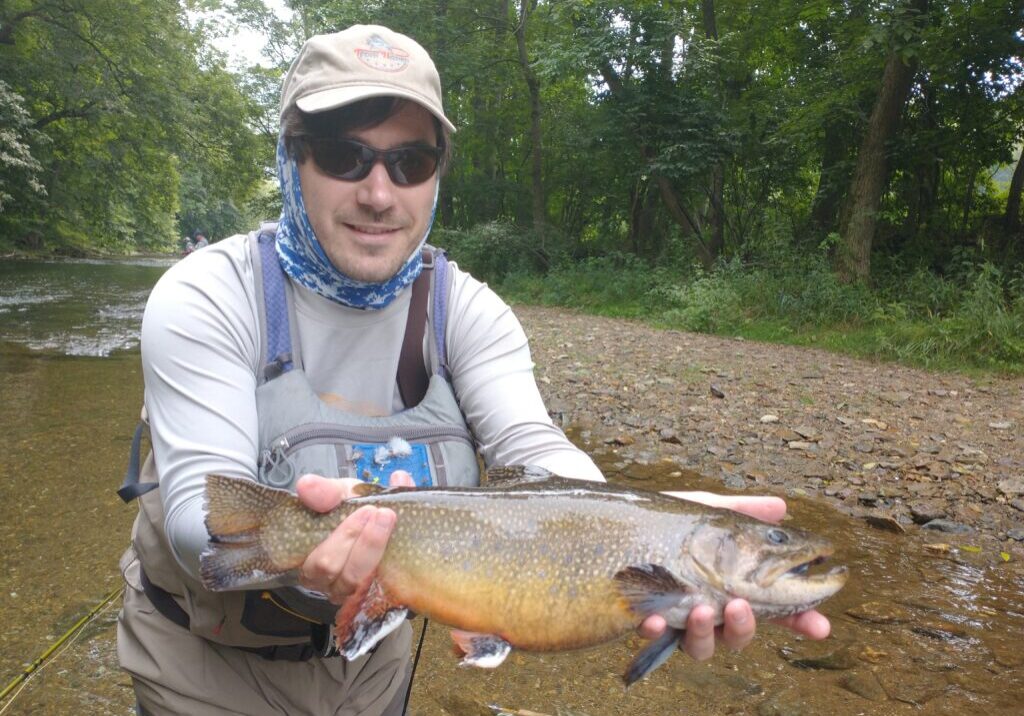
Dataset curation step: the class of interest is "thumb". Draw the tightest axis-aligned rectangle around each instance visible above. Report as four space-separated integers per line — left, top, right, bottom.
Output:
296 474 352 512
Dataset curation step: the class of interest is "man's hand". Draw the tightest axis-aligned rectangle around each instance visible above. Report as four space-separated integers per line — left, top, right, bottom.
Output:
295 471 415 604
637 491 832 660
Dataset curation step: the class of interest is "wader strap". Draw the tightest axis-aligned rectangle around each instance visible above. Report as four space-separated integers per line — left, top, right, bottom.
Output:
397 250 432 407
117 421 155 503
255 228 294 381
139 567 325 662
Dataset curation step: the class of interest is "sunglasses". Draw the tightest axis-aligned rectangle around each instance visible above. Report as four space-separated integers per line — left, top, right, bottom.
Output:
305 137 442 186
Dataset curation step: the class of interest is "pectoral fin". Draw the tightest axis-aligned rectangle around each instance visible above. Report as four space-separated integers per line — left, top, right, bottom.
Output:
613 563 698 616
333 579 408 660
624 627 684 686
450 630 512 668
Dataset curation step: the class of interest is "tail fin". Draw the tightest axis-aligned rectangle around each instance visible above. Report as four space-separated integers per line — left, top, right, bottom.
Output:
199 475 293 591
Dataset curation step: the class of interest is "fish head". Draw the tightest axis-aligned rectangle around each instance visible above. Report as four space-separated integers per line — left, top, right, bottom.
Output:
687 519 848 618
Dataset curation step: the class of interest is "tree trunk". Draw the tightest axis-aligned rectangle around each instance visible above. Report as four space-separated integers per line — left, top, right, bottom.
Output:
809 119 849 238
628 178 659 258
1004 146 1024 232
901 82 938 240
514 0 546 255
701 0 725 263
836 48 919 283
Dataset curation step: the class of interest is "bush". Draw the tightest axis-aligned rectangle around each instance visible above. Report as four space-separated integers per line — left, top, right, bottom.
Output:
433 221 565 284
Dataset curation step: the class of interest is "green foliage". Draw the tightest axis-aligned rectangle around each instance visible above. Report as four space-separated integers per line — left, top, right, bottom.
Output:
434 221 553 282
0 80 46 214
492 223 1024 372
0 0 265 254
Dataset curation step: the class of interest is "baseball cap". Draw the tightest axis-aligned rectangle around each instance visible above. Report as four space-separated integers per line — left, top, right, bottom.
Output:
279 25 456 132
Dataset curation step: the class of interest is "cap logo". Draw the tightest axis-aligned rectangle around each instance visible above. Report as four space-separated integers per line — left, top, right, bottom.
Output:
355 34 410 73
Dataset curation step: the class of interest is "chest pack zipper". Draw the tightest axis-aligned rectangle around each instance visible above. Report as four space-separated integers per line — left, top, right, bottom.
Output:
260 424 475 489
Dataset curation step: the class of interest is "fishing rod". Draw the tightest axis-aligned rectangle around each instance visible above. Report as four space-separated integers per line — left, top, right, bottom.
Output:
0 586 124 710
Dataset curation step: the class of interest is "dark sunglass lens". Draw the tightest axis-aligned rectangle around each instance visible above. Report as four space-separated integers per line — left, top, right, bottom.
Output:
389 147 439 186
311 139 371 180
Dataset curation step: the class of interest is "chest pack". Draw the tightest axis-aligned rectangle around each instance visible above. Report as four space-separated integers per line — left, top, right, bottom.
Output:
119 225 480 656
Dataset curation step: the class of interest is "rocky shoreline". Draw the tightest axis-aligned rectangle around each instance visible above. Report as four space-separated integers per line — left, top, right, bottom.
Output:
517 305 1024 556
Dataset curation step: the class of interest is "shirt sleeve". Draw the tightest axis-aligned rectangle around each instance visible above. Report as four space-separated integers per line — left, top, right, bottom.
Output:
444 266 604 482
140 240 262 579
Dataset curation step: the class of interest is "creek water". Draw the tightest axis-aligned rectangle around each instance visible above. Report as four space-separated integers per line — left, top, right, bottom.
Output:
0 257 1021 715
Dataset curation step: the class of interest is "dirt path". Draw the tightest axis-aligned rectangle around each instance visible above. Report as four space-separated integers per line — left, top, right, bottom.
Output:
517 305 1024 553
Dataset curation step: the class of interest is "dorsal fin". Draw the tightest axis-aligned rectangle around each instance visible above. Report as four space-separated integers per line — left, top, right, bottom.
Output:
351 481 388 498
484 465 557 485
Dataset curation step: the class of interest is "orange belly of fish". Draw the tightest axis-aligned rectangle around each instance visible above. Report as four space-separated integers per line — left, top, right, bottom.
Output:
379 566 638 652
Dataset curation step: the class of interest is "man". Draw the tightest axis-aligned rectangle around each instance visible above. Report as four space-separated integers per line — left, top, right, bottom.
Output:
117 24 829 715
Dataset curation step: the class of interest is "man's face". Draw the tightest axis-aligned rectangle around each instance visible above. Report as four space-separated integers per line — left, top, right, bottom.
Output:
297 103 438 283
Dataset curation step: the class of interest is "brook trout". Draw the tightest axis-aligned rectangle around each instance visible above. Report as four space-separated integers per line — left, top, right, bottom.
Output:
200 466 847 684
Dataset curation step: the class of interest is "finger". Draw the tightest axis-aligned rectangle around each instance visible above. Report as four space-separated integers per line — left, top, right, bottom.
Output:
388 470 416 488
296 475 365 512
773 610 831 640
720 599 755 651
299 505 377 592
638 614 666 640
332 507 397 602
664 491 788 523
682 604 716 661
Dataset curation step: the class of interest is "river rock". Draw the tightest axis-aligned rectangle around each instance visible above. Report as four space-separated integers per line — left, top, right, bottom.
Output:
792 425 818 440
862 512 906 533
658 428 682 444
756 693 810 716
922 518 973 534
780 641 858 670
911 619 970 640
852 440 875 453
875 667 947 706
846 601 912 624
998 478 1024 498
908 499 947 524
840 671 888 701
1006 528 1024 541
985 634 1024 667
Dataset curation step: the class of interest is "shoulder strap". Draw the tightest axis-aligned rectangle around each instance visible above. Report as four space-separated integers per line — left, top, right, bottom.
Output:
251 223 295 383
253 232 450 405
397 249 433 407
397 247 452 407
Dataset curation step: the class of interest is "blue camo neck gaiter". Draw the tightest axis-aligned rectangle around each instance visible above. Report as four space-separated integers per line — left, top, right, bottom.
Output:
274 132 439 310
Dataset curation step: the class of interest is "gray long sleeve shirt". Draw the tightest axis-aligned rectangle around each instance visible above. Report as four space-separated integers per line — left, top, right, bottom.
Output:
140 235 603 578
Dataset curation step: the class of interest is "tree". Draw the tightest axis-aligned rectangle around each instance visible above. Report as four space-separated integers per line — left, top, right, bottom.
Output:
0 0 264 252
0 80 46 215
835 0 928 283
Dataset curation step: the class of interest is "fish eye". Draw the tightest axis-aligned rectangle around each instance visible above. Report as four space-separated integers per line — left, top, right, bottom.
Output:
768 528 789 545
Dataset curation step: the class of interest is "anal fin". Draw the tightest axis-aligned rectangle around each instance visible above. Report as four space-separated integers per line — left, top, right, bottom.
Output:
624 627 684 686
450 630 512 668
334 579 408 660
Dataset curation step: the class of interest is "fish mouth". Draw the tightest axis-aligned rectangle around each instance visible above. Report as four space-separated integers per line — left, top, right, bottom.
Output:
758 546 847 588
781 556 848 585
746 548 848 614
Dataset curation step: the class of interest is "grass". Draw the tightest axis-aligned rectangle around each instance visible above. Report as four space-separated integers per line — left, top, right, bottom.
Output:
438 225 1024 375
